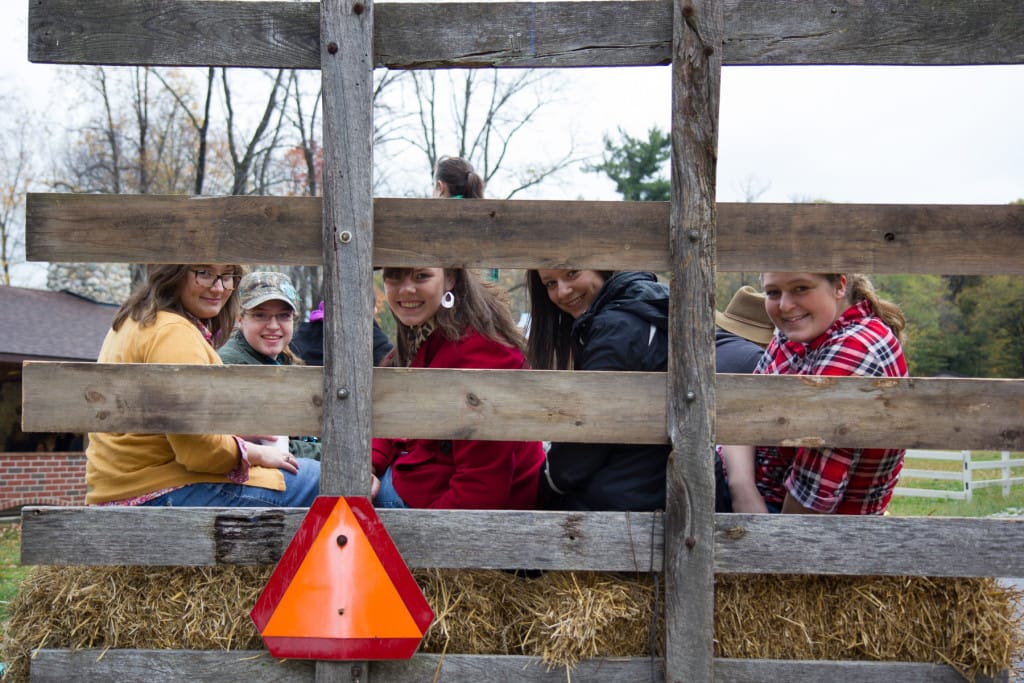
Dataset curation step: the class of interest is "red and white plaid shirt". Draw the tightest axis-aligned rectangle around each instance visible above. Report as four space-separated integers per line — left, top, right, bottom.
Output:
753 299 908 514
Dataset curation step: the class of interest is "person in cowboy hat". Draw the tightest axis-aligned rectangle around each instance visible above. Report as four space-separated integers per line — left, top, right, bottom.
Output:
715 285 774 374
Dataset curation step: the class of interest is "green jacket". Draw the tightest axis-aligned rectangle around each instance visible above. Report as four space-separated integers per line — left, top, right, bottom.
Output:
218 331 321 461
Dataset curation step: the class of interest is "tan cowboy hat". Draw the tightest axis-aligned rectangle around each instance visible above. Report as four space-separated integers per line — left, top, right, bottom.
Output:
715 285 774 346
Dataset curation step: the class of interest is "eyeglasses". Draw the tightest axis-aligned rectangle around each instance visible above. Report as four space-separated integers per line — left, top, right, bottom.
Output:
191 269 242 290
244 311 296 324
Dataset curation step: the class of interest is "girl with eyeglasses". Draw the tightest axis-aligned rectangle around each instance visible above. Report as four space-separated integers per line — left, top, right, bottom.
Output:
218 271 321 461
85 264 320 507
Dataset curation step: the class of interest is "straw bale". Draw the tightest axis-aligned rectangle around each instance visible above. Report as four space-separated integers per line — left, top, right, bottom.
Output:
713 574 1024 682
0 566 269 682
412 568 523 655
2 566 1021 683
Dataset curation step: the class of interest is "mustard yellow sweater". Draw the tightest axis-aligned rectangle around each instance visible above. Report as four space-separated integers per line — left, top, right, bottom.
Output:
86 311 284 504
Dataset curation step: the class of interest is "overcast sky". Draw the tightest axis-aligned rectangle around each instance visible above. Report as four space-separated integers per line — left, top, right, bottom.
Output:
4 5 1023 285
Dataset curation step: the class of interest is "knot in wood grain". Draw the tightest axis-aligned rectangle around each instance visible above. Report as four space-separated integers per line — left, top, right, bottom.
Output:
722 526 746 540
84 390 106 403
465 392 481 407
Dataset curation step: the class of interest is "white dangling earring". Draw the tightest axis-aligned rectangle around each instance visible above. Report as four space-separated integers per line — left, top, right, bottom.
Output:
441 290 455 309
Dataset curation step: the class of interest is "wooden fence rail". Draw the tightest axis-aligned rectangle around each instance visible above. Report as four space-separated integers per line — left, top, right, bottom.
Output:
18 506 1024 578
25 194 1024 275
22 363 1024 451
29 0 1024 69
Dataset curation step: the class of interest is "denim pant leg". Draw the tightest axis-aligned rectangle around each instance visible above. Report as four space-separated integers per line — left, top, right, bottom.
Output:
373 466 408 508
143 461 321 507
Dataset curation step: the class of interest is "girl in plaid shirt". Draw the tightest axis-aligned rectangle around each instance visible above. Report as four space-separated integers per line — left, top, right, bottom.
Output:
722 273 907 515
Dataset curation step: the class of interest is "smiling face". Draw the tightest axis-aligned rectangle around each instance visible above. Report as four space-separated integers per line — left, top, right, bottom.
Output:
762 272 847 344
178 264 237 320
239 300 295 358
536 269 607 320
383 267 455 328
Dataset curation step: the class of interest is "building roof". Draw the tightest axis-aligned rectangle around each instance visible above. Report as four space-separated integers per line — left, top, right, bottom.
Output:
0 286 117 363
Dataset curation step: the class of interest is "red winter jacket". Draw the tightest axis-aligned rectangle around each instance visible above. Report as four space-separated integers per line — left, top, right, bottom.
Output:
372 327 544 509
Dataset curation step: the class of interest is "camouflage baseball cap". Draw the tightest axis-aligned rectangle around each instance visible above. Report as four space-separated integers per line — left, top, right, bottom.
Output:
238 271 298 311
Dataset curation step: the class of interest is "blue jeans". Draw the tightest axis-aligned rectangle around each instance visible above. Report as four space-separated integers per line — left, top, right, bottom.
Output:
141 461 320 507
374 466 408 508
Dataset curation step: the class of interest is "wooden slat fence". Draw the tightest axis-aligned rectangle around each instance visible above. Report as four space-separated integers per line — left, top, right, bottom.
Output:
20 0 1024 681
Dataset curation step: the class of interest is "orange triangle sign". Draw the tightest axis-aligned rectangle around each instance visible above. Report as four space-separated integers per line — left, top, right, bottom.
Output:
251 496 433 660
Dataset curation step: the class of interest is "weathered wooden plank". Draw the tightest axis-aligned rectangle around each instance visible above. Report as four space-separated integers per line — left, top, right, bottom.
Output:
318 0 377 674
29 0 1024 68
20 507 664 571
714 659 1008 683
26 194 1024 275
27 651 1004 683
319 0 375 501
29 650 313 683
22 363 1024 451
715 514 1024 577
19 507 1024 577
665 0 721 679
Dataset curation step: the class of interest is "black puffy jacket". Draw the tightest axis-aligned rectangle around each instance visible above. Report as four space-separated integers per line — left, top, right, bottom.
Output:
541 271 671 511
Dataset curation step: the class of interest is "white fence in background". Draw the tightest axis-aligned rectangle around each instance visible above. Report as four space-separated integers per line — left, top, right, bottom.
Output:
895 449 1024 501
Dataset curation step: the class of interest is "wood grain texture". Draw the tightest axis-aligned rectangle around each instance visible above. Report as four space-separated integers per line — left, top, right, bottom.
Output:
20 507 1024 578
28 650 314 683
319 0 375 498
20 507 664 572
29 0 1024 68
29 651 1003 683
714 514 1024 578
665 0 721 679
26 194 1024 275
21 364 1024 450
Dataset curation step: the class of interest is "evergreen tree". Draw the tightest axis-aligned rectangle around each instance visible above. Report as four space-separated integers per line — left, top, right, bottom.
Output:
585 126 671 201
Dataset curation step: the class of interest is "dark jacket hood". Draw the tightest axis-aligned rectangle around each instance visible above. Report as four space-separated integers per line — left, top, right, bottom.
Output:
576 271 669 334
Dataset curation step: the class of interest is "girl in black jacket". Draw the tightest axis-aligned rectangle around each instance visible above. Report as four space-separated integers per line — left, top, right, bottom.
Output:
527 270 670 511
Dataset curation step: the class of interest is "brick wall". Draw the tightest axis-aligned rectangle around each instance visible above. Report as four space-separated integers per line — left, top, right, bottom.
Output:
0 452 87 511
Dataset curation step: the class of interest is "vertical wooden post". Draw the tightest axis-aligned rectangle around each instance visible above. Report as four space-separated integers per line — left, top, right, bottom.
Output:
666 0 722 680
321 0 374 498
320 0 374 681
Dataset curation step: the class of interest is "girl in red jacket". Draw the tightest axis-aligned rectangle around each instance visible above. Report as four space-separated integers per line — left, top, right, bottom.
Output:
372 157 544 509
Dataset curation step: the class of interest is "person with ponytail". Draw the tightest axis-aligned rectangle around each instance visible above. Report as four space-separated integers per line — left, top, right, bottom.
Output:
433 155 485 199
371 156 544 509
86 264 320 507
721 272 907 515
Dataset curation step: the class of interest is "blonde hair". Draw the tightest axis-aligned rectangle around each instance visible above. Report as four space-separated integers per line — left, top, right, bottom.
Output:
828 273 906 343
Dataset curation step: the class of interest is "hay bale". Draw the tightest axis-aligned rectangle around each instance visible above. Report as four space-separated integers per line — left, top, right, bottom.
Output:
0 566 270 682
413 568 522 655
714 574 1024 682
507 571 660 668
2 566 1020 683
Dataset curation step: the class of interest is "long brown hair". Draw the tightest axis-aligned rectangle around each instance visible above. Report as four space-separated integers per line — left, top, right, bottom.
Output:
525 269 614 370
386 268 524 366
112 264 244 348
827 273 906 343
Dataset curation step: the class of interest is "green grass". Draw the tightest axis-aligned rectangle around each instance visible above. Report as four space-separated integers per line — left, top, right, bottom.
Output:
0 522 30 624
888 450 1024 517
